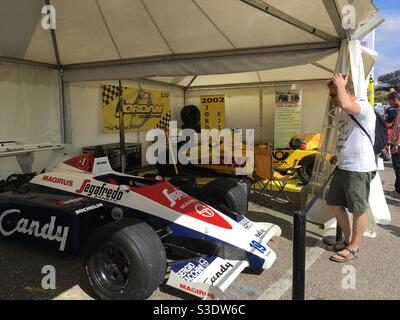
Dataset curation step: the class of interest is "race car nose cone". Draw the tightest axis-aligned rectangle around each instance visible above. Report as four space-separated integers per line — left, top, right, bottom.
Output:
262 249 277 269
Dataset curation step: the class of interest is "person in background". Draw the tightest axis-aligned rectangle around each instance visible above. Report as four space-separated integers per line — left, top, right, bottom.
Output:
388 92 400 198
326 74 377 263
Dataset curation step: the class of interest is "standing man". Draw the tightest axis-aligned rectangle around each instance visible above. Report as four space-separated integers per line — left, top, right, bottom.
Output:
326 74 377 263
388 92 400 197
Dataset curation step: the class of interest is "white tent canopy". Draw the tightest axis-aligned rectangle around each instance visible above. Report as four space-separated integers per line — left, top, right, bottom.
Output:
0 0 382 85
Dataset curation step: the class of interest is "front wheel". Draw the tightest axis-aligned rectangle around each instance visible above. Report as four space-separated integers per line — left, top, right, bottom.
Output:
84 219 166 300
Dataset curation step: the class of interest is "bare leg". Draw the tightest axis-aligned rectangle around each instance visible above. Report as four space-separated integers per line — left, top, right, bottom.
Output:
330 211 367 262
328 205 352 243
349 212 368 250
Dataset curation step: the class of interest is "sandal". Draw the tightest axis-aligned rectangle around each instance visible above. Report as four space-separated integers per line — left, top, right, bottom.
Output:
329 247 359 263
329 240 350 252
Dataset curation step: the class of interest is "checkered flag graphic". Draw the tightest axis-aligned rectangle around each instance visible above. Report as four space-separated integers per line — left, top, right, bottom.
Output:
102 85 127 106
156 111 172 131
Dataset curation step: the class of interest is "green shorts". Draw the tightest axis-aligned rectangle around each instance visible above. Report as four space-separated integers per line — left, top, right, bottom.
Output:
326 169 376 214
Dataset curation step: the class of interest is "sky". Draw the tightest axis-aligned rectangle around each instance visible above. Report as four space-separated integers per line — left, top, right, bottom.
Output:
373 0 400 78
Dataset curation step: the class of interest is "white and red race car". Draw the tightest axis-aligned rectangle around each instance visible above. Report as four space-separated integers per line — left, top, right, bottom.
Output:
0 147 281 300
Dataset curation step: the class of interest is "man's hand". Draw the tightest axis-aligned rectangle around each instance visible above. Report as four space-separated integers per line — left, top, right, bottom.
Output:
330 155 338 165
391 145 399 154
331 73 348 89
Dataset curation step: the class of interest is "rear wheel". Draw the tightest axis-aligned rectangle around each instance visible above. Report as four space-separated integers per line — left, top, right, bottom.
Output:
181 105 200 124
84 219 166 300
196 178 248 219
297 154 316 184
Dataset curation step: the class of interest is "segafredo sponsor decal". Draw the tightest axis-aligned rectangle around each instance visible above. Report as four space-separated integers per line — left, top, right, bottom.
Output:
0 209 69 251
42 175 73 187
195 204 215 218
75 203 103 214
162 188 185 207
75 179 124 202
209 262 234 285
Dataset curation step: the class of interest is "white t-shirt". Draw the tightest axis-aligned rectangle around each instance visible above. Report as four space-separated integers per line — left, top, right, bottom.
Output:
337 98 377 172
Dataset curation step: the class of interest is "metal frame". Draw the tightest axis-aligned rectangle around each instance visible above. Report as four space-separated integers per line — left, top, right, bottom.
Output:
63 42 338 71
322 0 348 40
240 0 340 43
0 56 56 69
185 78 332 91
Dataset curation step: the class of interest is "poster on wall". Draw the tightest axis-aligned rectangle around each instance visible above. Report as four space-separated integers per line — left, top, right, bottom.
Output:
200 95 225 130
274 90 302 148
102 85 171 132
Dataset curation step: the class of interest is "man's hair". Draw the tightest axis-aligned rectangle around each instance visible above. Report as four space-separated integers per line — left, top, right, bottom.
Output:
327 75 355 96
388 91 400 100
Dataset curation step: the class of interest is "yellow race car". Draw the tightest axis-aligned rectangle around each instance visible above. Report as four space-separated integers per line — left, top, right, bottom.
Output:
272 134 321 184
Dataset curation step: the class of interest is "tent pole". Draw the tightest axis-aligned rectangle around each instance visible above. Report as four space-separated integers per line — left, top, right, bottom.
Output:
118 80 127 173
45 0 67 144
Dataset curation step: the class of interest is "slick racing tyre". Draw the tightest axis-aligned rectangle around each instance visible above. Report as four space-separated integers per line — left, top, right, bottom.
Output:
84 219 166 300
181 123 201 133
196 178 248 219
181 105 200 125
297 154 316 185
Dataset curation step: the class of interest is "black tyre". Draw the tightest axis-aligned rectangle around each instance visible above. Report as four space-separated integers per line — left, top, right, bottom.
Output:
84 219 166 300
182 123 201 133
196 178 248 219
168 175 197 195
297 154 316 184
381 148 392 161
181 105 200 124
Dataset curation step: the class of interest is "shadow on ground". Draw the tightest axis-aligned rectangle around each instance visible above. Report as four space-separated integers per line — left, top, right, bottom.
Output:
380 224 400 238
0 239 95 300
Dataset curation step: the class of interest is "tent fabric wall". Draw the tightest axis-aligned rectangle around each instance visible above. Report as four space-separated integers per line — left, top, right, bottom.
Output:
186 80 329 143
0 62 61 178
68 80 185 165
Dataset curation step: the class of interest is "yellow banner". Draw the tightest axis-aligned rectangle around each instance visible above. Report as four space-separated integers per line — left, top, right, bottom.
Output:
102 85 171 132
200 95 225 130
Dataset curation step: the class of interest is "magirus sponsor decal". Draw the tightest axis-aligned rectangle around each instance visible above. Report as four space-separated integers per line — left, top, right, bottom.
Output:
42 175 74 187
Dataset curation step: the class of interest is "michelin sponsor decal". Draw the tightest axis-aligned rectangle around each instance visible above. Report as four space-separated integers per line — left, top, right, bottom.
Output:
0 209 69 251
75 203 103 214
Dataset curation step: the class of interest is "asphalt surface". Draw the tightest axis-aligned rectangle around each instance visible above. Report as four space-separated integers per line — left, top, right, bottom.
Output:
0 164 399 300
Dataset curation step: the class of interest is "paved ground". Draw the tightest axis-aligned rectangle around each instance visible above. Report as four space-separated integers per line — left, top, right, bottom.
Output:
0 164 399 300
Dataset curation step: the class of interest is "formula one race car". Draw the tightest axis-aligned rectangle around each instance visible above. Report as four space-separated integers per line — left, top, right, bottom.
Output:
0 147 281 300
